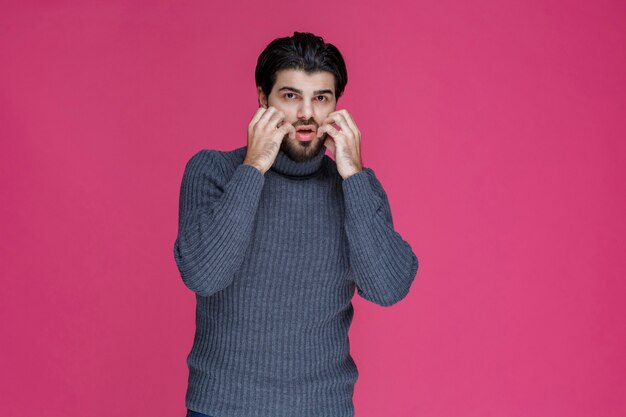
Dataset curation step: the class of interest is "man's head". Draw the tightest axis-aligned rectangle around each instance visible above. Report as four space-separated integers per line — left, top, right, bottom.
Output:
255 32 348 162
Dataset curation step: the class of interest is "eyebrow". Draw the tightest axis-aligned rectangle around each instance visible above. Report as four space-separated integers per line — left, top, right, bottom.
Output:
278 86 334 96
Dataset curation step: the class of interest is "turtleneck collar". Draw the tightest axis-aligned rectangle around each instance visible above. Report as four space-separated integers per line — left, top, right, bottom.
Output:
269 145 326 177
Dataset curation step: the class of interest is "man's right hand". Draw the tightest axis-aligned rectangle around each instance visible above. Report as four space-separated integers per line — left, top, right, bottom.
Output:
243 106 295 174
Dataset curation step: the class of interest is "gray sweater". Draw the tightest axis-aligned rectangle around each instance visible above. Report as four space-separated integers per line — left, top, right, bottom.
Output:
173 144 419 417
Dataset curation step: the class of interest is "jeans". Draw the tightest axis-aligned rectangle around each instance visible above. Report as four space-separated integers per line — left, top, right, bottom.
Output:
186 410 214 417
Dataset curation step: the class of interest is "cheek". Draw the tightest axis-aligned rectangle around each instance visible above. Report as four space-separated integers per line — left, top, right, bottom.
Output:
284 110 297 120
317 112 331 125
271 102 294 117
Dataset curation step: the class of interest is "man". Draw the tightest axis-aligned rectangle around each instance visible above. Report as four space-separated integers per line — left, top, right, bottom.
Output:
174 31 419 417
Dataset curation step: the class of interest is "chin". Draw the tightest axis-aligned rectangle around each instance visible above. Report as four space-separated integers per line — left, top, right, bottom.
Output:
281 136 324 162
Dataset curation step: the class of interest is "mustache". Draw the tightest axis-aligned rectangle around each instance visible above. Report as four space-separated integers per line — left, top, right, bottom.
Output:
292 120 319 129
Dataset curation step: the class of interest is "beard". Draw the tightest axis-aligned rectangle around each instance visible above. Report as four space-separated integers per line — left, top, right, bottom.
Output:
280 118 328 162
280 132 327 162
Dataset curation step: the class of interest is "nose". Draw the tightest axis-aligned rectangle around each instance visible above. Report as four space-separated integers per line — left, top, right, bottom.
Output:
296 99 314 120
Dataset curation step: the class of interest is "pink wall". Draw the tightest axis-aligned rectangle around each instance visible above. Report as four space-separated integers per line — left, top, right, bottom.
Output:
1 1 625 416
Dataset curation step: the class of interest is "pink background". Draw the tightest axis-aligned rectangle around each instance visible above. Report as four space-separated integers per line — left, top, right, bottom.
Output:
1 1 625 416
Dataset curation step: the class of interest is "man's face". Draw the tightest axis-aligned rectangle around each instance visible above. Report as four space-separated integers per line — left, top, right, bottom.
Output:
258 69 336 162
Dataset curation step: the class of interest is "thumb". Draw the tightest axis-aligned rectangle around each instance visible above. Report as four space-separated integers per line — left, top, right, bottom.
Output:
324 135 335 156
316 124 326 139
279 123 296 140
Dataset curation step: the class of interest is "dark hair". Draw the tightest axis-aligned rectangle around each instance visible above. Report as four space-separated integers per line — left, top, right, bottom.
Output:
255 32 348 101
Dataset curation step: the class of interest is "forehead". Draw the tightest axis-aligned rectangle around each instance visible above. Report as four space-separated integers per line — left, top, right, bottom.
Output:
272 69 335 94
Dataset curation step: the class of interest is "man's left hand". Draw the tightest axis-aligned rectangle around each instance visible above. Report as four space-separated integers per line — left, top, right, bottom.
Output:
317 109 363 180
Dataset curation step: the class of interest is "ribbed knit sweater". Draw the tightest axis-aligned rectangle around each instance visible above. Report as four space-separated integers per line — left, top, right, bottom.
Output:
173 143 419 417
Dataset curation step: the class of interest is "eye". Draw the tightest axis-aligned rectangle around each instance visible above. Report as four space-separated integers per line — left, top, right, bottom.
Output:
285 93 297 100
316 96 327 102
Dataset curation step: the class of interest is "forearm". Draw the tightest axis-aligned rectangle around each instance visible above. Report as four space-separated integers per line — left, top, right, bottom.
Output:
342 168 419 306
174 158 265 297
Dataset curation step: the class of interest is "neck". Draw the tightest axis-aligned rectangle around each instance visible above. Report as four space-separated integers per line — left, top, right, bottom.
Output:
269 145 326 177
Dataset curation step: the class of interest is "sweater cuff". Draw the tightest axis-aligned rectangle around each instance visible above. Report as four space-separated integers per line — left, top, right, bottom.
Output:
232 162 265 190
341 168 383 218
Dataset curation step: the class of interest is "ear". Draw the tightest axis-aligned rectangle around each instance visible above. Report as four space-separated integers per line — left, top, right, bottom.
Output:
257 86 268 108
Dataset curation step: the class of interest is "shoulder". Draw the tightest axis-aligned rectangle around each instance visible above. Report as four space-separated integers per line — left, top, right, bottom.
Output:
181 148 229 182
186 145 245 168
184 148 224 168
191 145 250 177
220 145 248 171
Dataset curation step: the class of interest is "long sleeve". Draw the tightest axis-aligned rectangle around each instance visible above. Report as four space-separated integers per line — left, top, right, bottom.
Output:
173 149 265 297
342 168 419 307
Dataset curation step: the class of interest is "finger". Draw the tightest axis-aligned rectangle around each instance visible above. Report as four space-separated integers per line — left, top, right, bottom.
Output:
316 124 328 139
322 124 344 141
267 110 286 129
322 115 341 131
250 106 267 125
317 123 338 139
320 115 344 136
324 135 335 153
339 109 360 137
257 106 278 127
278 123 296 140
248 107 267 133
327 113 355 139
327 110 361 138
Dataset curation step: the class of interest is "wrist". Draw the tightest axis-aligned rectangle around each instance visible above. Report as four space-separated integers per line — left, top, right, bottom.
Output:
243 160 265 174
342 168 362 180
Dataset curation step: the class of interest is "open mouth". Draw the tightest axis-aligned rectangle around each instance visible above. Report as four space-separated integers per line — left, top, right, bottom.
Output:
295 127 316 141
